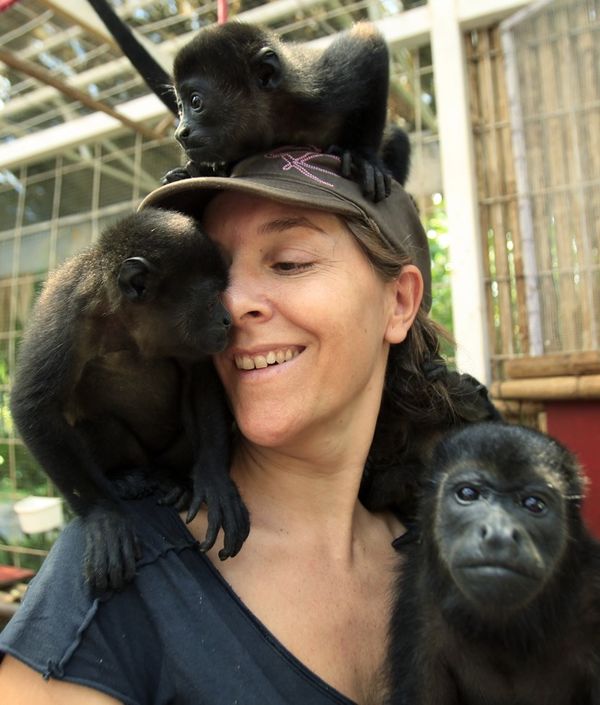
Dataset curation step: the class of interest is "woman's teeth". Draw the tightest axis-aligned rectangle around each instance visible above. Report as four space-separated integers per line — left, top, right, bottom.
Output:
235 348 300 370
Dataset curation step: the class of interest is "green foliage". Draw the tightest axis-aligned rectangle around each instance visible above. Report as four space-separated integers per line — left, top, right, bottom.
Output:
423 198 454 366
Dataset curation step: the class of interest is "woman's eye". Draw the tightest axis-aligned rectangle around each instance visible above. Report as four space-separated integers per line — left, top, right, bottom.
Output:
522 496 546 514
455 485 480 502
273 262 313 273
190 94 203 111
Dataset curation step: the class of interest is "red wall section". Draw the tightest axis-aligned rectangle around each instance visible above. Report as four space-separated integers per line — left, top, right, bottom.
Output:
545 401 600 537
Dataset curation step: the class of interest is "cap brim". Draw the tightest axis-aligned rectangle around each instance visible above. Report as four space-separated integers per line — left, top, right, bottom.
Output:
138 172 366 223
138 148 432 312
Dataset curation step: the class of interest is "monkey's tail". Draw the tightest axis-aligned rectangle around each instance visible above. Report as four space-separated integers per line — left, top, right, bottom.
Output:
86 0 178 115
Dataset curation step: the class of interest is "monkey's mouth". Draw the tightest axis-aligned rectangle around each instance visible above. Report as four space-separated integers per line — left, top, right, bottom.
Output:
458 563 541 582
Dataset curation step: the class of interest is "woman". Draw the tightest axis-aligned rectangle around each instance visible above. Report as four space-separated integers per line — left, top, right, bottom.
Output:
0 148 492 705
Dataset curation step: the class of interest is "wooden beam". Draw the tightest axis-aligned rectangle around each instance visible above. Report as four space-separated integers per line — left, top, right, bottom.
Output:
0 47 158 141
505 352 600 379
491 375 600 400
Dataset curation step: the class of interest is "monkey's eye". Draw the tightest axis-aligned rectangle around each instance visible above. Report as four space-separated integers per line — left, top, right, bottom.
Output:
522 496 546 514
455 485 480 503
190 93 204 111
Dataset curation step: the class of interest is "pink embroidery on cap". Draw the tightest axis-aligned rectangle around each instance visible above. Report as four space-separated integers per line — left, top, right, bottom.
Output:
265 149 341 189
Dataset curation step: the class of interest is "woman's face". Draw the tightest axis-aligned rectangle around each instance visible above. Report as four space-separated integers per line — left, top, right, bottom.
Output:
203 192 417 452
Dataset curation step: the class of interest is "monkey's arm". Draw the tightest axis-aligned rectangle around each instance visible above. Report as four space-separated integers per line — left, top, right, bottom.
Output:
177 360 250 559
86 0 177 115
10 286 139 592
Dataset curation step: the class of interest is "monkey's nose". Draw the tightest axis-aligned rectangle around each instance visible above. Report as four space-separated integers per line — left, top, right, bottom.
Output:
175 124 190 142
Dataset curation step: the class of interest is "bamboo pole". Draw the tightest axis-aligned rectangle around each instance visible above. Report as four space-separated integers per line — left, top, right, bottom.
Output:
505 351 600 378
491 374 600 400
0 48 159 142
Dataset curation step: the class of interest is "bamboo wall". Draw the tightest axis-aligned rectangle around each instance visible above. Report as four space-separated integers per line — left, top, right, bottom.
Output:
466 0 600 383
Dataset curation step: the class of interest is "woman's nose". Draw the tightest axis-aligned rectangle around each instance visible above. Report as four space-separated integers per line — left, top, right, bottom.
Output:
223 268 273 325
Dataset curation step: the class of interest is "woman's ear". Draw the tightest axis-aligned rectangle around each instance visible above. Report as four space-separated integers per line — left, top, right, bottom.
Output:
384 264 424 344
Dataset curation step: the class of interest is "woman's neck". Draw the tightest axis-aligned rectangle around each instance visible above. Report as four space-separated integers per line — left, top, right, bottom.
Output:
230 436 373 561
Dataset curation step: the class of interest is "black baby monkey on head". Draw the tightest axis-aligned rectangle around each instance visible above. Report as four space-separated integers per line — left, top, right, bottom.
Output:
169 21 392 199
387 422 600 705
10 209 249 593
85 0 403 200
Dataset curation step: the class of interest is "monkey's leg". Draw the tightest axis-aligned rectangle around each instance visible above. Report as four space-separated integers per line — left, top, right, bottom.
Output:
18 414 141 592
180 361 250 560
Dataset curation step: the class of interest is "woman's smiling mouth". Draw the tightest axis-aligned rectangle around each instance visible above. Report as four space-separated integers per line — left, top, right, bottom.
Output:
234 347 303 370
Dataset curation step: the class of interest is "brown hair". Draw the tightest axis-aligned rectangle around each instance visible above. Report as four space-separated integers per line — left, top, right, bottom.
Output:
343 215 497 515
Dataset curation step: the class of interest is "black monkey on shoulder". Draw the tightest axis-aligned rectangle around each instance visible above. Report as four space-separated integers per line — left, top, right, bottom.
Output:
10 208 249 592
386 422 600 705
85 0 396 199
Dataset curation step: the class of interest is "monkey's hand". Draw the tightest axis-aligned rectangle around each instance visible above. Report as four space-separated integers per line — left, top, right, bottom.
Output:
328 146 392 203
186 468 250 561
161 165 194 184
83 503 141 594
161 160 225 184
158 481 192 512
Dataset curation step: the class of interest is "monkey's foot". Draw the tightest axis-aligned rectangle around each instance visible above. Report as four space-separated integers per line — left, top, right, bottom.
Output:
83 505 141 594
186 471 250 561
328 146 391 202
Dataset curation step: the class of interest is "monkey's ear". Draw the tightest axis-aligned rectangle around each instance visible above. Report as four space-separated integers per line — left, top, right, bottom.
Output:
253 47 282 89
118 257 157 301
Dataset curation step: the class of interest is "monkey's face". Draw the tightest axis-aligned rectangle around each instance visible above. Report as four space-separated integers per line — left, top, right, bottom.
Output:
117 227 232 358
174 75 275 164
433 462 568 617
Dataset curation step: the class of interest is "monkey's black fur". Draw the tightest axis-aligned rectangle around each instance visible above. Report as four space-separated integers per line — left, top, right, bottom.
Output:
387 423 600 705
170 21 390 197
361 371 502 520
85 0 401 198
10 209 249 592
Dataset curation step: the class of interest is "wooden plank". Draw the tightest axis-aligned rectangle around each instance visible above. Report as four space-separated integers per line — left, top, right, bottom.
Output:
505 350 600 378
491 374 600 400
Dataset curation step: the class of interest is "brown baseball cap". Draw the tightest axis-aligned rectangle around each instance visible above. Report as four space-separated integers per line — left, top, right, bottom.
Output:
139 147 432 311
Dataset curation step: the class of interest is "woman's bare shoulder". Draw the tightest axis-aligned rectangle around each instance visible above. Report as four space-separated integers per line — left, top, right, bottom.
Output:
0 655 122 705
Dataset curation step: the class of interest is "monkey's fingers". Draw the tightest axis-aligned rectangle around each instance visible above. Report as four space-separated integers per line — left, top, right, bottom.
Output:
185 491 207 524
106 529 140 591
341 151 353 179
218 499 251 560
83 508 140 594
359 164 376 202
197 499 221 553
372 168 391 203
173 490 192 512
159 485 190 510
161 165 192 184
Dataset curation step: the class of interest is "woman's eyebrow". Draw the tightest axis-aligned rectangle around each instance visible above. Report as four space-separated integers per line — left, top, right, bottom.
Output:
257 216 328 236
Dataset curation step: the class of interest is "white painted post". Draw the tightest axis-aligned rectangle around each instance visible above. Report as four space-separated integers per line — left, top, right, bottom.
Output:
429 0 491 383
